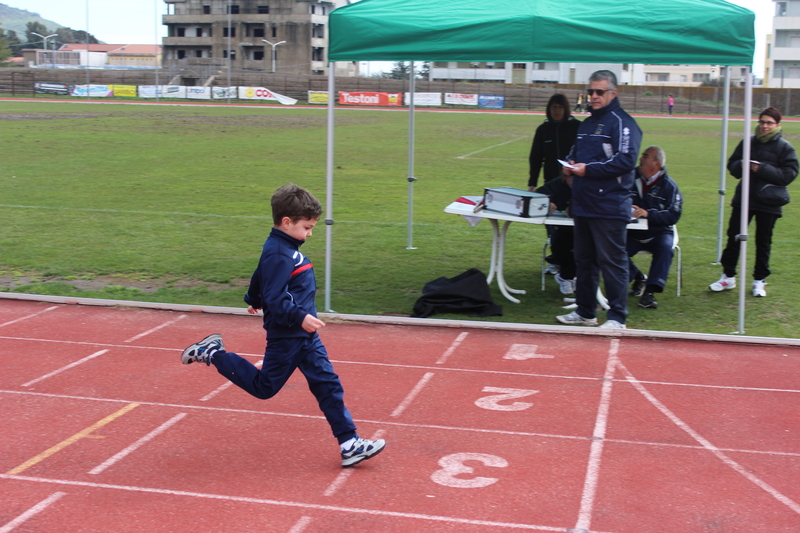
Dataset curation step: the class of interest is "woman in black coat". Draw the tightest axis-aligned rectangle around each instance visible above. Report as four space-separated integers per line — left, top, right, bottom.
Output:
528 93 581 191
710 106 799 297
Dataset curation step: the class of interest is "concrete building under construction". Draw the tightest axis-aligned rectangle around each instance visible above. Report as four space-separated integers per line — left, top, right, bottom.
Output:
161 0 358 77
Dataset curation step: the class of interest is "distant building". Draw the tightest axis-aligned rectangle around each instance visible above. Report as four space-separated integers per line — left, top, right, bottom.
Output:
768 0 800 88
21 44 161 69
640 64 747 87
430 62 745 87
429 62 627 85
161 0 358 76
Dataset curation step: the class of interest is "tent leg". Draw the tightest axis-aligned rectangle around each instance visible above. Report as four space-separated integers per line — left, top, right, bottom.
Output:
715 66 731 264
324 63 335 312
407 61 417 250
736 66 753 335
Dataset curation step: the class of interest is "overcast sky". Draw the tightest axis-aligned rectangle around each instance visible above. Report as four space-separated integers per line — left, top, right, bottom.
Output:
5 0 776 76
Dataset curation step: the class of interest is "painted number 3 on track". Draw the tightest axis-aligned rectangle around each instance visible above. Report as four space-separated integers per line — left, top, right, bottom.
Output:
429 387 537 488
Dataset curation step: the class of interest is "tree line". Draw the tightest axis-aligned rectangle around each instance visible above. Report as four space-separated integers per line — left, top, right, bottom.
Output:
0 20 99 62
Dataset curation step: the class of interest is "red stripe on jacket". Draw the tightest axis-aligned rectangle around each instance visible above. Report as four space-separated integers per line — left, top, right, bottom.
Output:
291 263 313 277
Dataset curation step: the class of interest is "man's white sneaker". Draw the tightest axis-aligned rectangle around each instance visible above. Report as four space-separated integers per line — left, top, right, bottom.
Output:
554 273 575 295
544 263 560 275
709 275 736 292
556 311 598 326
598 320 626 329
752 279 767 297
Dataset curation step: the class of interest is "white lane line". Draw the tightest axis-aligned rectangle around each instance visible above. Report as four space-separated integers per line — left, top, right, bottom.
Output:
124 315 187 343
6 388 800 459
200 381 235 402
435 332 468 365
89 413 188 475
3 334 799 394
455 136 528 159
574 339 619 533
0 335 262 359
0 306 59 329
0 204 273 220
200 361 262 402
1 473 568 531
390 373 435 418
0 491 67 533
21 349 109 387
616 358 800 516
0 388 800 457
286 516 313 533
323 429 387 497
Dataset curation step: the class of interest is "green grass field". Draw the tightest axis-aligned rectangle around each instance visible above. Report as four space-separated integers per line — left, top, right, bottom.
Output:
1 99 799 338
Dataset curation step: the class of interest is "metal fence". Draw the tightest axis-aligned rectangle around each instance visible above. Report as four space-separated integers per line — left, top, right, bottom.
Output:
0 68 795 116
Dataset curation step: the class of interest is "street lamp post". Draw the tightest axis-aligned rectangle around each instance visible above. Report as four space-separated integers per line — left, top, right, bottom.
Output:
32 32 58 67
262 39 285 73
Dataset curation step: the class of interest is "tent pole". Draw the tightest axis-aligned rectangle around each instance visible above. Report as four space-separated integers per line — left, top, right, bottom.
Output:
407 61 417 250
737 66 753 334
324 63 336 312
715 66 731 263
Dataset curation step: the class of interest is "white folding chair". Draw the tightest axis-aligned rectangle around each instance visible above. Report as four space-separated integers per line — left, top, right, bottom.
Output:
633 225 682 296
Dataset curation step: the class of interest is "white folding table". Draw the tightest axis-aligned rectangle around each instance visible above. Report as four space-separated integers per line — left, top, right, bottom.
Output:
444 200 648 304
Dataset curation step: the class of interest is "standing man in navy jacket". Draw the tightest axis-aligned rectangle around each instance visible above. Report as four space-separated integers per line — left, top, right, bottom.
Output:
557 70 642 329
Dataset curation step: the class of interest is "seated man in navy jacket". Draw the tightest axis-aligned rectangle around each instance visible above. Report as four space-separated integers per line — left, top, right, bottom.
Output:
628 146 683 309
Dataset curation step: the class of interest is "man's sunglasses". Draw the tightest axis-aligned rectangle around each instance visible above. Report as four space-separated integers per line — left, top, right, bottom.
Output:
586 89 612 96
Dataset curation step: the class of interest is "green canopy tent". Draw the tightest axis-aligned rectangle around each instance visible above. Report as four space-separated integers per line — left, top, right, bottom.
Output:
322 0 756 333
328 0 753 64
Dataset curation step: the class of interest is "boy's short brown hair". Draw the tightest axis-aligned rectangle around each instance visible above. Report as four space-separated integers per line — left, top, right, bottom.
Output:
271 184 323 225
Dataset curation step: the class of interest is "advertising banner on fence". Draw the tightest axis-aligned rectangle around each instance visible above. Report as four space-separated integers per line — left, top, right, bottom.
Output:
238 86 298 105
478 95 505 109
186 87 211 100
70 85 114 97
308 91 329 104
138 85 187 98
338 91 402 106
404 92 442 106
212 87 237 99
445 92 479 106
163 86 187 99
34 82 71 95
110 85 137 97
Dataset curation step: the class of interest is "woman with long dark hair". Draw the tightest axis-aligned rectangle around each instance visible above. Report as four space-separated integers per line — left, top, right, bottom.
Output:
527 93 581 190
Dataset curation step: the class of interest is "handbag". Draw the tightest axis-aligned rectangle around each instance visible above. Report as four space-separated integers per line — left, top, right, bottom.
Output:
756 183 791 207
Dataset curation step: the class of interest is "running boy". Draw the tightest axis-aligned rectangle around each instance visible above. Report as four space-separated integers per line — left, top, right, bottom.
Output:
181 184 386 467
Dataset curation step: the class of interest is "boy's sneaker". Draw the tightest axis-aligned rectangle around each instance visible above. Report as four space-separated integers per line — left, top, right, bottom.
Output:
554 273 575 295
629 274 647 297
181 334 224 366
639 291 658 309
752 279 767 297
709 274 736 292
598 320 627 329
556 311 598 326
341 437 386 467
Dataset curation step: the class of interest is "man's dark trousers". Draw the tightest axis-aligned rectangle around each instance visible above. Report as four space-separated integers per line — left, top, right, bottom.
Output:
627 232 675 292
574 217 629 324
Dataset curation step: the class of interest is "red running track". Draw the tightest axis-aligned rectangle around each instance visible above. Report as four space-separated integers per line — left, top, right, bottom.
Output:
1 298 799 532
